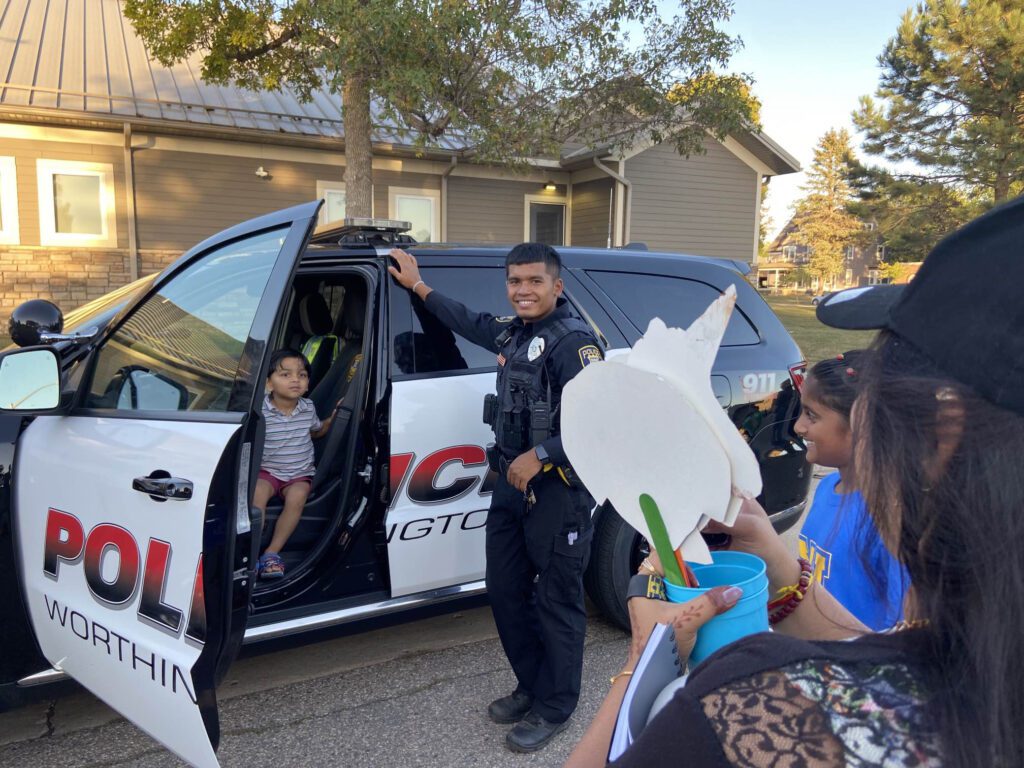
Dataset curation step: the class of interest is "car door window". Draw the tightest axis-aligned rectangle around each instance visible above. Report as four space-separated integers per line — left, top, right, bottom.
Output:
392 266 510 375
85 227 287 412
586 270 760 346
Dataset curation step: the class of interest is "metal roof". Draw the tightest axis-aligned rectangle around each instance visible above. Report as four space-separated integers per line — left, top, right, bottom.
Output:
0 0 798 173
560 127 800 176
0 0 467 150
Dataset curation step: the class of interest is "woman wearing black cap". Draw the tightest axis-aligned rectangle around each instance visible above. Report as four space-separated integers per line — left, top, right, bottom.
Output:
567 196 1024 768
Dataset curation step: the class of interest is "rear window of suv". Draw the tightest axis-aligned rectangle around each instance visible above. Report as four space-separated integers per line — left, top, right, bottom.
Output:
586 271 759 346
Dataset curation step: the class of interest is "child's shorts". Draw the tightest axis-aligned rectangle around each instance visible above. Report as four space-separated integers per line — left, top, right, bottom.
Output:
258 470 312 498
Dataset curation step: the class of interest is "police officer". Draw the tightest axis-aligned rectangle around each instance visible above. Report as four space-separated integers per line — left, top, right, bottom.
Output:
388 243 603 753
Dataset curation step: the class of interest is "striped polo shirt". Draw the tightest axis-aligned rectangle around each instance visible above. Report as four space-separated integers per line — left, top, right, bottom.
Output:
260 394 322 481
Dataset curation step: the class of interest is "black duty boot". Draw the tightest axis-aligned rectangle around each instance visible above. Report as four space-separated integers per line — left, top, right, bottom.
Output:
487 689 533 724
505 711 570 753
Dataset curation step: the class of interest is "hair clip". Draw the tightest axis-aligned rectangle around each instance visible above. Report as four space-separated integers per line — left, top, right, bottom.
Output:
845 367 857 377
836 354 845 361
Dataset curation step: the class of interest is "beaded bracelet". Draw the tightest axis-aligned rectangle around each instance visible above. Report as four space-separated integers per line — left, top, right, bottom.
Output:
767 557 812 626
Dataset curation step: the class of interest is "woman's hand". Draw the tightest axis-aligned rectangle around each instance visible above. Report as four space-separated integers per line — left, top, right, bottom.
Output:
703 497 800 593
626 587 742 669
627 554 740 666
562 564 740 768
703 497 777 553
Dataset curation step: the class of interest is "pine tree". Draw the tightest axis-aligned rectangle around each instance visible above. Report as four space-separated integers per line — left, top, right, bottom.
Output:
793 129 862 289
847 165 983 263
854 0 1024 203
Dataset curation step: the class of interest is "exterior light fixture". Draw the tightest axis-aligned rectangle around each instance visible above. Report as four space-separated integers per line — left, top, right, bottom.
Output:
544 180 557 191
255 166 270 179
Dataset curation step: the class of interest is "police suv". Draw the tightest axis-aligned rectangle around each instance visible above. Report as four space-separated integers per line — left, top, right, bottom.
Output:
0 201 810 766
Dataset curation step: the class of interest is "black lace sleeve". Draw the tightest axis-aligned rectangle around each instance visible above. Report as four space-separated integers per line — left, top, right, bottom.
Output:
697 669 846 767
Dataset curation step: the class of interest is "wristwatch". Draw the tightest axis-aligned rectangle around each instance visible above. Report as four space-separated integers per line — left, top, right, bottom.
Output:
627 573 667 601
534 444 550 463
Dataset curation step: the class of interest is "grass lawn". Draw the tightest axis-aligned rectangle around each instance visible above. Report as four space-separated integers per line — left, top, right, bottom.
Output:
763 294 878 365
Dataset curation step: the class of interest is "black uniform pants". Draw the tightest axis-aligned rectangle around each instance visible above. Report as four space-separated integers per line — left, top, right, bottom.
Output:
485 471 593 723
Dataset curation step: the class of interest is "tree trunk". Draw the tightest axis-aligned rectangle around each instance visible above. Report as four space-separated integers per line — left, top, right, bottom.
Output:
343 74 373 218
994 169 1009 204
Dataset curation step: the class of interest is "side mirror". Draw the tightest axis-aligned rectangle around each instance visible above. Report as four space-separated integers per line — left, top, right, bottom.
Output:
8 300 64 347
0 347 61 410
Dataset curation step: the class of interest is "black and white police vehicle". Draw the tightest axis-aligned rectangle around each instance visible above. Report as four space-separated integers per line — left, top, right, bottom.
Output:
0 201 810 766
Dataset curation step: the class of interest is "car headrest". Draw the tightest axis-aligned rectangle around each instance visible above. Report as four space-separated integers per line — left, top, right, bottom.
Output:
341 290 366 338
299 294 333 336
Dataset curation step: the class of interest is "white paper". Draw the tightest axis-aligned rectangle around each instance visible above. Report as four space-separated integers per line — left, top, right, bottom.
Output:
562 285 762 562
562 363 730 563
608 622 682 762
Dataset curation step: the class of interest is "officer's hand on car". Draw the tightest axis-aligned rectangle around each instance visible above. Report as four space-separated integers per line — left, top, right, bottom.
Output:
387 248 425 292
506 448 543 492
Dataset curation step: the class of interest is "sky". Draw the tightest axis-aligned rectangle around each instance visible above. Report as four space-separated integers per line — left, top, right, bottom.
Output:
712 0 919 239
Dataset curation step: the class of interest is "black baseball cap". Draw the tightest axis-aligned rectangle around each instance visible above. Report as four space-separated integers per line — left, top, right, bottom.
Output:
816 194 1024 417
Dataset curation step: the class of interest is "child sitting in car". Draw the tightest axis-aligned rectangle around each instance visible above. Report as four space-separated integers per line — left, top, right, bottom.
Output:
253 349 336 579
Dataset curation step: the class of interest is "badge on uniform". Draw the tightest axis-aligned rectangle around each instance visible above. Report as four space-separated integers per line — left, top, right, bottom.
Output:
528 336 546 361
578 345 602 367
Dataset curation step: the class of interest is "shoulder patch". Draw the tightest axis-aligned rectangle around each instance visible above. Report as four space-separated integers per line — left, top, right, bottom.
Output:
495 316 515 323
578 345 602 367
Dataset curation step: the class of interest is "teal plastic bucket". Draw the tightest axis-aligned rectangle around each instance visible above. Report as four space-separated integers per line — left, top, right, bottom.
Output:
663 551 769 666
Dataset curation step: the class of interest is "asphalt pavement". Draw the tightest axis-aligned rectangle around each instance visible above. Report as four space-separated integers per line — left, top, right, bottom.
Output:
0 608 629 767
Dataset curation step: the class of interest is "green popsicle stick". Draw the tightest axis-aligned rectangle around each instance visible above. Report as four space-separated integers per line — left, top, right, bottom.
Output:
639 493 686 587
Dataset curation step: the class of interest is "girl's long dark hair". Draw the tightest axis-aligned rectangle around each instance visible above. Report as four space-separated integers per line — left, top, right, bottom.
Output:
805 350 869 419
855 331 1024 767
805 349 907 629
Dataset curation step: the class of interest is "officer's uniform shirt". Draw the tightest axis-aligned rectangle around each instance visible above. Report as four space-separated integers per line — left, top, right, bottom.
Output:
423 292 602 465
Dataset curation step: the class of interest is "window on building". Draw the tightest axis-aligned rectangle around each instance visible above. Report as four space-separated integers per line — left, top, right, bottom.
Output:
316 180 375 225
863 221 877 231
876 244 886 260
524 194 566 245
867 269 891 286
0 157 19 245
389 187 440 242
781 245 797 260
36 159 117 247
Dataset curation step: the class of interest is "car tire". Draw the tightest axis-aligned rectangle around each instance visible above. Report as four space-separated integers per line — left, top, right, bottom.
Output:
584 502 646 631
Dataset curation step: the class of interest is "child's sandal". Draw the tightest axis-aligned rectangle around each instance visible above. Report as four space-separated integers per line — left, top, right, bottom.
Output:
258 552 285 579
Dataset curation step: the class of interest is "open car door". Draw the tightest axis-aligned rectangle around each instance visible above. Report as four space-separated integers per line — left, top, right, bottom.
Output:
12 201 321 767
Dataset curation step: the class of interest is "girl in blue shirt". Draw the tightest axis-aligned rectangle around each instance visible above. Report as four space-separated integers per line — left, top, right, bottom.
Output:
796 350 907 630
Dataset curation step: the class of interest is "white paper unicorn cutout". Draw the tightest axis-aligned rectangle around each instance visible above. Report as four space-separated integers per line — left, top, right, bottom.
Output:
561 285 762 564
